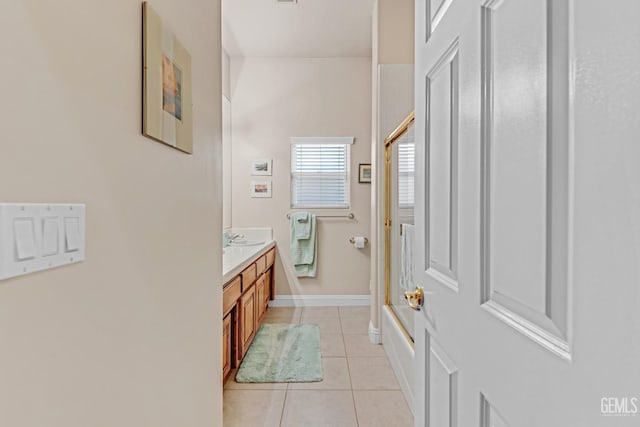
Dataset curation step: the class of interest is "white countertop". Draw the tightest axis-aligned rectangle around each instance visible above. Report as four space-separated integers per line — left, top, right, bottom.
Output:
222 240 276 284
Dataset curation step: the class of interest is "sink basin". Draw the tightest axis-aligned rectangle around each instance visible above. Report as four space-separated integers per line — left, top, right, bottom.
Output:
223 246 244 257
230 240 265 247
223 240 271 276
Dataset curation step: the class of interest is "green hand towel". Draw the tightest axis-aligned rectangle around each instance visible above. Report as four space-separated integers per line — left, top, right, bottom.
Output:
290 213 317 277
292 211 311 239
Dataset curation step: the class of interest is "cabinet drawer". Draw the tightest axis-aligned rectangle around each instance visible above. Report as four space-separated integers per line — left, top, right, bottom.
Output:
266 247 276 268
223 276 241 315
256 255 267 276
241 263 256 289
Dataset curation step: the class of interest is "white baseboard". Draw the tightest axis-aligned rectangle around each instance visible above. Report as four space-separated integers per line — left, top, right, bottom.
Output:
269 295 370 307
368 321 381 344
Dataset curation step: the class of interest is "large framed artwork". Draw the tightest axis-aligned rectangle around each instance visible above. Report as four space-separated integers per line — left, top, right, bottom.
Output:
142 2 193 154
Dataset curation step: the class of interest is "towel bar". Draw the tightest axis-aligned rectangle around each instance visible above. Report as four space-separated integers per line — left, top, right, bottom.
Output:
286 212 355 220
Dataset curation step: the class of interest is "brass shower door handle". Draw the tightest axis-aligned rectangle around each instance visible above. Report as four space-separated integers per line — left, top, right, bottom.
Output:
404 286 424 311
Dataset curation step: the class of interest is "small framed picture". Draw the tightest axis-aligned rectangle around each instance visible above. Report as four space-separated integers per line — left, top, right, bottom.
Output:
358 163 372 183
251 180 272 198
251 159 272 176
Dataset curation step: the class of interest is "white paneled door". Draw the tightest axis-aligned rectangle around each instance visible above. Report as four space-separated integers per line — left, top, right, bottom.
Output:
412 0 640 426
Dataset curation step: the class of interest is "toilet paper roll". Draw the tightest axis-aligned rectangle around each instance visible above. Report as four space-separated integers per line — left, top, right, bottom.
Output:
353 237 366 249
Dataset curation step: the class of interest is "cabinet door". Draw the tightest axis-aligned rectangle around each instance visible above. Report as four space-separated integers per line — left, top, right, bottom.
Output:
265 269 272 308
239 284 256 357
256 274 266 322
222 313 231 380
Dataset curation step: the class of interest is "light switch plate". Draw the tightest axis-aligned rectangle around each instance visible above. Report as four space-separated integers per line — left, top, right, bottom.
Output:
0 203 85 280
13 218 37 261
64 217 81 252
42 217 59 257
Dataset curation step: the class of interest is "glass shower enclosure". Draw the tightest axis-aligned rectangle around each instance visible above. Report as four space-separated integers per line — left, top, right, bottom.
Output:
384 112 416 341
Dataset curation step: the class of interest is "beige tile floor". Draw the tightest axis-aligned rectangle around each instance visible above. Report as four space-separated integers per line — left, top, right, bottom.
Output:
223 306 413 427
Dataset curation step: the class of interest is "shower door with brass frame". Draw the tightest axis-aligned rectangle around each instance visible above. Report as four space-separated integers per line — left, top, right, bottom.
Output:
384 112 416 343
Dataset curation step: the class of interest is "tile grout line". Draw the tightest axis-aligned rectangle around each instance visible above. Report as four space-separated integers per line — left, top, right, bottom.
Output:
340 311 360 427
278 385 288 427
280 307 304 426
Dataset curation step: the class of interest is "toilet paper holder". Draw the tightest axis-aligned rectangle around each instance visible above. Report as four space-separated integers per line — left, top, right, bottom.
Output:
348 237 368 245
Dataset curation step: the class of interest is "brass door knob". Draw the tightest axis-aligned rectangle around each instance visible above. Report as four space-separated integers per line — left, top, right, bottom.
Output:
404 287 424 311
404 286 424 311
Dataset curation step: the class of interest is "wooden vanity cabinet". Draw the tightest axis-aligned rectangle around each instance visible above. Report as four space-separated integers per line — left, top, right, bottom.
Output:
222 246 277 382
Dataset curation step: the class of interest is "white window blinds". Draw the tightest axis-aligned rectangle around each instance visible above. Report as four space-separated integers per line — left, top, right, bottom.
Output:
398 143 415 208
290 138 352 209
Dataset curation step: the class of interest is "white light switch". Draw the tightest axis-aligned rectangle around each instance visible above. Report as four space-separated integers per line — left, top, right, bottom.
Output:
64 217 81 253
0 203 85 280
42 217 59 257
14 218 36 261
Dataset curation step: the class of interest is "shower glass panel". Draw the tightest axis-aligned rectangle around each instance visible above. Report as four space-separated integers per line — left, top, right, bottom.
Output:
386 119 415 341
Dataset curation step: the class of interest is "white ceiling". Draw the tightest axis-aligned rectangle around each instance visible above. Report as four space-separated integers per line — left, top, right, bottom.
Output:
222 0 375 57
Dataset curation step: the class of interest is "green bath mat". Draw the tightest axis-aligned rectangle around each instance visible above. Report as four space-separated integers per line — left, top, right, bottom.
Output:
235 323 323 383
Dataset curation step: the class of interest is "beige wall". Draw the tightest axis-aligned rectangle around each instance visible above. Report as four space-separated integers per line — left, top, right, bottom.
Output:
370 0 415 331
222 49 231 99
370 1 381 327
230 57 372 296
377 0 415 64
222 49 232 229
223 97 233 230
0 1 223 426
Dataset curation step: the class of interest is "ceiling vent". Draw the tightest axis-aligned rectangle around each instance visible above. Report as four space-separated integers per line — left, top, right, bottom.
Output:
274 0 297 4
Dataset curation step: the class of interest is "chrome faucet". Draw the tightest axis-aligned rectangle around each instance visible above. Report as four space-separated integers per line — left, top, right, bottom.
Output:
228 233 245 243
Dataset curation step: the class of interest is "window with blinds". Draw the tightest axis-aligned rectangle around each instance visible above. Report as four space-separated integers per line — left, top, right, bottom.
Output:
398 143 415 208
290 137 352 209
